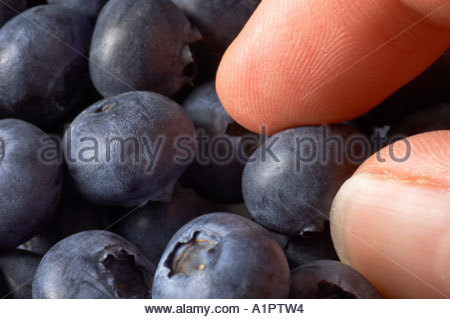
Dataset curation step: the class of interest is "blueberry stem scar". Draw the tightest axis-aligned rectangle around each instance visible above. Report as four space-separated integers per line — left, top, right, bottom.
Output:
165 231 217 278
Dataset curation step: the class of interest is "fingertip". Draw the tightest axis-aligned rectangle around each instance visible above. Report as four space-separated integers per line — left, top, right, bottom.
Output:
216 0 450 134
330 131 450 298
216 0 289 134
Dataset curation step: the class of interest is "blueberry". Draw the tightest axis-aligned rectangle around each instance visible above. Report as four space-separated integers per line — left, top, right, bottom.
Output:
0 0 26 27
242 125 367 236
0 250 41 299
0 119 63 251
32 230 155 299
152 213 290 298
171 0 261 80
181 82 259 203
0 5 93 127
183 82 236 133
289 260 381 298
365 48 450 126
63 91 196 207
115 184 215 266
47 0 108 23
388 103 450 138
89 0 201 98
283 227 339 269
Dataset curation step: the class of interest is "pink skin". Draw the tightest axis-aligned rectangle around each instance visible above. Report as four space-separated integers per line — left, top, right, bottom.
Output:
216 0 450 134
331 131 450 298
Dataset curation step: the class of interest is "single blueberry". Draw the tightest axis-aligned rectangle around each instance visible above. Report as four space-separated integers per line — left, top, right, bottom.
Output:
181 82 259 204
0 5 93 127
47 0 108 23
242 125 368 236
171 0 261 80
0 250 41 299
152 213 290 298
183 82 236 133
63 91 196 207
90 0 201 98
32 231 155 299
114 184 215 266
0 119 63 251
0 0 26 27
289 260 381 298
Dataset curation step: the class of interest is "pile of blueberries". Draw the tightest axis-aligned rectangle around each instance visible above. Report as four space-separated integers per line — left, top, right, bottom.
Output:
0 0 448 299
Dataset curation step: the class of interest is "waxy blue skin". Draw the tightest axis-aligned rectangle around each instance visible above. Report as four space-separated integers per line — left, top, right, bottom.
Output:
289 260 381 299
63 91 196 207
115 184 215 266
0 250 41 299
0 119 63 251
47 0 108 22
242 125 366 236
171 0 261 80
0 5 92 127
153 213 291 299
32 231 155 299
183 82 236 133
0 0 26 27
182 82 258 204
90 0 201 98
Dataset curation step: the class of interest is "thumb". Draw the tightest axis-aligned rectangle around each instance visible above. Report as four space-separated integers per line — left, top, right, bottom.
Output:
330 130 450 298
216 0 450 134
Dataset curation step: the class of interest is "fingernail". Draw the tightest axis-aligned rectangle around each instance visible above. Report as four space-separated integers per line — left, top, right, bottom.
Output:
330 173 450 298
